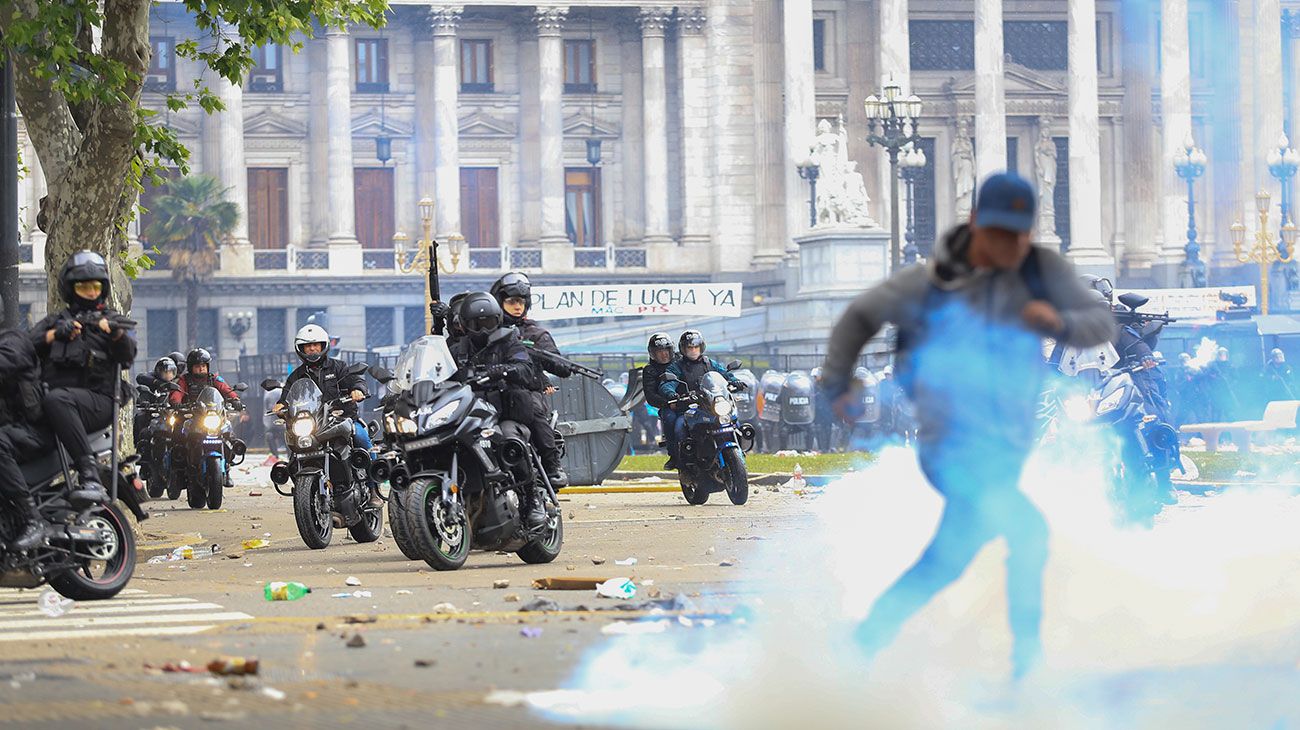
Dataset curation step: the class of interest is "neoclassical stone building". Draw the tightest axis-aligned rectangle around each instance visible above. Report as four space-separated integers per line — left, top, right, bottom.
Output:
15 0 1300 363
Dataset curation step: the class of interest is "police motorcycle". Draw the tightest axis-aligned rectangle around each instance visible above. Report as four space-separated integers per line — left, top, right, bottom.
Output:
662 361 755 506
1 366 148 601
777 370 816 450
368 335 564 571
165 382 248 510
262 363 381 550
133 374 173 498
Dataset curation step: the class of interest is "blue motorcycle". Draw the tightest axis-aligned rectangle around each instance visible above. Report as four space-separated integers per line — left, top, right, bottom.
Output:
165 384 247 510
662 361 755 506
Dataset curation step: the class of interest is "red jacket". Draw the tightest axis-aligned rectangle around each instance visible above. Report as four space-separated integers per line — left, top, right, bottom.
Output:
168 373 239 406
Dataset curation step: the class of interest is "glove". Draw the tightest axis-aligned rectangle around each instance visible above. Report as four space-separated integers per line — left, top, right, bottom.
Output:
430 300 451 324
485 364 510 379
54 319 80 341
230 400 245 411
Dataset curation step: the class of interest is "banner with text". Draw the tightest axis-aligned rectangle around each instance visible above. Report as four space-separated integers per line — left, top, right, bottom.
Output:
529 283 743 321
1114 285 1256 321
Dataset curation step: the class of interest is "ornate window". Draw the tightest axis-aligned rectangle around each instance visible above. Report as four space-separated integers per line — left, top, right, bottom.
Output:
565 168 602 247
909 20 974 71
460 40 493 93
248 168 288 251
146 38 176 92
1004 22 1068 71
355 38 389 93
813 18 827 72
564 40 596 93
250 44 283 92
460 168 500 248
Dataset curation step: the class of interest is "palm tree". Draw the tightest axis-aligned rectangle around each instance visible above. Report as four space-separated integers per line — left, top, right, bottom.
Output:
143 175 240 347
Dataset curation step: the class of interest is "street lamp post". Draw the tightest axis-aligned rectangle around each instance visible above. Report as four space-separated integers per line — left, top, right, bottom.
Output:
395 197 465 334
863 76 923 272
898 145 927 264
795 158 820 228
1267 134 1300 292
1173 134 1208 288
1231 191 1297 315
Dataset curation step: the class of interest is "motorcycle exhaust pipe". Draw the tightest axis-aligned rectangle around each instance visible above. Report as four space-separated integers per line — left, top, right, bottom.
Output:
390 465 410 489
349 448 371 471
369 458 392 483
499 438 528 466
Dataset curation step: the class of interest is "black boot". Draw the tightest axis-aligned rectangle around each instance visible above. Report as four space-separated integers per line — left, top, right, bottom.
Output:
8 494 47 552
525 489 548 529
541 451 568 490
69 457 108 505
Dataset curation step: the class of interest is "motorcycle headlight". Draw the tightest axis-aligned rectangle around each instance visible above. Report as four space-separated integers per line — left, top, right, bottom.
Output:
397 417 419 434
291 416 316 438
421 399 462 430
201 412 223 433
1062 395 1095 422
1095 388 1125 416
167 413 177 427
712 398 734 418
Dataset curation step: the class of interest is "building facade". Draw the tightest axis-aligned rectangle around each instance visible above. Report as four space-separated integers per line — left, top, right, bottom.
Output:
15 0 1300 365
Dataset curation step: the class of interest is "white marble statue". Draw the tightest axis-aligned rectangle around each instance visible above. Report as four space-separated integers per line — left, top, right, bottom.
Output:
952 117 975 222
809 116 876 228
1034 116 1060 240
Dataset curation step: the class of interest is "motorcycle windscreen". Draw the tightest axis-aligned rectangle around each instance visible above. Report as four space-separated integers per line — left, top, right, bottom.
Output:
700 371 730 399
196 386 224 409
286 377 323 418
392 335 458 392
1058 342 1120 377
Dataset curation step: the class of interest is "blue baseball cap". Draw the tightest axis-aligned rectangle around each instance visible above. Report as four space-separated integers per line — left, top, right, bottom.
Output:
974 172 1037 233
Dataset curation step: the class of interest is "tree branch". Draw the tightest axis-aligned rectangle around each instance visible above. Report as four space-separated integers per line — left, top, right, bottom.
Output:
0 0 80 188
69 7 96 134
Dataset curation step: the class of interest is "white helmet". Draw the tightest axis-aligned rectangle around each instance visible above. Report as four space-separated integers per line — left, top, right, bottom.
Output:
295 324 330 364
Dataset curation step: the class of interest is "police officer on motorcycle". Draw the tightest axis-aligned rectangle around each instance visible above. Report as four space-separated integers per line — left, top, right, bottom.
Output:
0 329 53 550
490 272 570 488
1082 275 1171 422
659 331 745 464
272 325 377 504
452 292 550 528
169 348 245 488
134 356 177 445
641 333 679 469
31 251 138 495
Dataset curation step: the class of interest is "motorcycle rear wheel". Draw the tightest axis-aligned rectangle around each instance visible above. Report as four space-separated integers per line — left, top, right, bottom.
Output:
46 503 136 601
405 477 470 571
348 501 383 543
518 485 563 564
722 446 749 506
293 474 333 549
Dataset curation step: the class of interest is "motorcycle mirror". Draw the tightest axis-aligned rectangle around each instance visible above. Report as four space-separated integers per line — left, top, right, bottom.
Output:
260 378 282 392
234 382 248 392
369 365 395 383
348 362 369 376
134 373 154 386
726 359 742 371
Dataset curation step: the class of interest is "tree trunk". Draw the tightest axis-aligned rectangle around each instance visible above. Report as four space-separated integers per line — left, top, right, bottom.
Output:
186 279 199 348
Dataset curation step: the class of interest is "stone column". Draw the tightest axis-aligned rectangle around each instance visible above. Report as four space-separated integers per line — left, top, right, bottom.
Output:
1158 0 1193 265
1120 0 1158 272
211 26 252 273
974 0 1007 181
1067 0 1114 271
413 28 436 228
782 0 815 249
677 6 711 250
1258 0 1285 196
639 7 674 246
877 0 910 231
325 26 360 272
431 6 464 240
535 6 570 254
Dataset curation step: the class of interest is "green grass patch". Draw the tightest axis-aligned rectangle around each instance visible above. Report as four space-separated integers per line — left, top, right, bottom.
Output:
1183 451 1300 482
618 452 875 475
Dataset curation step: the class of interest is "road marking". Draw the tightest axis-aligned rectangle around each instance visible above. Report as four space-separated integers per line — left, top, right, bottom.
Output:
0 589 251 642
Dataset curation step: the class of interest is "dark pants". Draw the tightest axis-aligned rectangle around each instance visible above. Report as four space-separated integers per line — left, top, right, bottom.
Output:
659 409 679 456
43 388 114 462
524 392 560 464
856 444 1048 672
0 424 47 498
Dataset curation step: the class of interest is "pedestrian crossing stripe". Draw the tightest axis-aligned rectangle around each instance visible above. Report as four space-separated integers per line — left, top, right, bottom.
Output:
0 589 252 642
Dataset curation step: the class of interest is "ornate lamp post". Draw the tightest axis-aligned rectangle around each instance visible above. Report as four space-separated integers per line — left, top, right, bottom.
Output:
225 310 253 356
395 197 465 333
898 144 927 263
1268 134 1300 292
1231 191 1297 315
795 158 820 228
863 76 923 272
1173 134 1208 287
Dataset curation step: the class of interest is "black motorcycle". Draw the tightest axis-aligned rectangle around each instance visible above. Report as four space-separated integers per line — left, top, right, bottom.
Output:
370 335 563 571
164 383 247 510
1 368 148 600
263 364 382 550
133 375 171 498
662 361 754 506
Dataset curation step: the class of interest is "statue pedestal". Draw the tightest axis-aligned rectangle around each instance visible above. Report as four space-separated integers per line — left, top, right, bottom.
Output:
763 226 891 352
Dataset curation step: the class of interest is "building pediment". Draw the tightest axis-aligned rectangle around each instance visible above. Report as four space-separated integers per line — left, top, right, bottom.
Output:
943 61 1065 97
459 111 516 138
562 111 619 139
244 109 308 137
163 114 202 137
351 112 411 138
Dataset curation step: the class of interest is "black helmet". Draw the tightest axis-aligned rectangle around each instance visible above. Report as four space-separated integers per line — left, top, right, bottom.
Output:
168 351 187 373
186 348 212 371
647 332 673 356
58 251 111 309
460 292 503 342
679 330 705 356
153 357 177 379
490 272 532 309
1081 275 1113 303
448 292 469 336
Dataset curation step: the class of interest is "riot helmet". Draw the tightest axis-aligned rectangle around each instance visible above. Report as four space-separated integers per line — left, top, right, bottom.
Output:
1081 275 1114 304
647 332 674 365
448 292 469 337
490 272 532 311
295 324 330 364
460 292 503 344
59 250 111 310
153 357 177 382
169 351 187 374
679 330 706 360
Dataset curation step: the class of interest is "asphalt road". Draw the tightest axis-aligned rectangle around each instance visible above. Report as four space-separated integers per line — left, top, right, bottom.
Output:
0 459 810 730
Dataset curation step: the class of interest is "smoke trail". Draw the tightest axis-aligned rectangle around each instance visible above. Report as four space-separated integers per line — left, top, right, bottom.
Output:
1184 337 1220 372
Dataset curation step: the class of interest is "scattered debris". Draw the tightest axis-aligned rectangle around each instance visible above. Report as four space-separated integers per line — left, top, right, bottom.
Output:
705 547 716 556
532 577 609 590
720 560 736 567
565 564 576 571
591 556 606 565
595 578 636 600
492 579 510 589
326 567 340 574
37 590 74 618
206 656 260 676
343 615 378 625
601 620 669 636
431 602 459 614
248 491 263 497
260 686 286 701
345 576 362 586
503 594 521 603
519 627 544 638
331 591 372 599
414 659 436 668
144 661 203 674
518 598 562 613
736 536 767 541
395 589 413 596
241 539 270 550
345 633 367 648
225 553 243 560
614 558 637 566
263 582 310 601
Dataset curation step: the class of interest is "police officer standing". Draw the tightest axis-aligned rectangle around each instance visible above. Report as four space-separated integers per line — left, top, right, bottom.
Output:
31 251 137 494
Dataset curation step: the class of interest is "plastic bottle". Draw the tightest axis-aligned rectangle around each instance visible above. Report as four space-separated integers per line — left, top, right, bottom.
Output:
264 581 311 601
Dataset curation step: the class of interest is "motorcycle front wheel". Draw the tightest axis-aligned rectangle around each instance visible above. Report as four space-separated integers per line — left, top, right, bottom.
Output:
205 457 224 510
387 491 420 560
46 503 136 601
722 446 749 506
405 477 470 571
348 497 383 544
293 474 333 549
680 471 709 505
